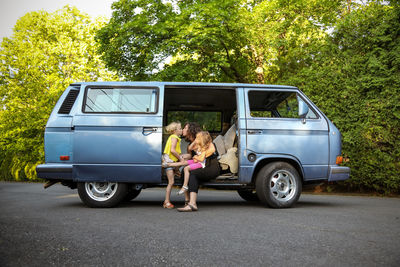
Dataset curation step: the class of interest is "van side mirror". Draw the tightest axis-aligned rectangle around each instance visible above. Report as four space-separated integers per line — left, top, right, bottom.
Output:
298 98 309 123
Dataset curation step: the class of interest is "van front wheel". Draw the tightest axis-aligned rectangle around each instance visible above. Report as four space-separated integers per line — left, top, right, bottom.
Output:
77 182 129 208
256 162 302 208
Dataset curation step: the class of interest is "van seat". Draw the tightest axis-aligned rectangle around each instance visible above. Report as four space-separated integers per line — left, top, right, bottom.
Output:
213 124 238 174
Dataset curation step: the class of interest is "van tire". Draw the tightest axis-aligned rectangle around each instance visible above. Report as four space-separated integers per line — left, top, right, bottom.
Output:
255 162 302 208
237 189 259 202
77 182 129 208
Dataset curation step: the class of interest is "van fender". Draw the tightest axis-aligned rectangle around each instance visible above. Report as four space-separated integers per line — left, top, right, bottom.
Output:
246 154 305 184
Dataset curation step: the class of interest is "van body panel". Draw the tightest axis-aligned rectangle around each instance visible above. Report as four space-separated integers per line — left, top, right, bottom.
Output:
72 124 162 164
236 88 248 183
46 86 77 128
328 121 342 165
243 88 330 181
44 86 78 164
44 127 73 163
72 164 160 183
70 85 164 183
241 153 305 184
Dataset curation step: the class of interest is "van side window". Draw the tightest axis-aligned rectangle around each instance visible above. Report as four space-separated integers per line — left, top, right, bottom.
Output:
84 88 157 113
248 91 317 119
276 93 298 118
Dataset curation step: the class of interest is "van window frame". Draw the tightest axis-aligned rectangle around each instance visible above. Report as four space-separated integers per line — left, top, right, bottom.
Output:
81 86 159 114
246 89 320 120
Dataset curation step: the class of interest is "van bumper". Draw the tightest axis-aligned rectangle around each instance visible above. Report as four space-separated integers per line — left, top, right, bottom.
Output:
328 166 350 181
36 164 73 180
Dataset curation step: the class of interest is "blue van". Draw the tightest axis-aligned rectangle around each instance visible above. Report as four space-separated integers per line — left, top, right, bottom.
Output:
36 82 350 208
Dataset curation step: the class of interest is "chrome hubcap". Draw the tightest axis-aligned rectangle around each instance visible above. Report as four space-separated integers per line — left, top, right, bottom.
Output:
269 170 296 201
85 182 118 201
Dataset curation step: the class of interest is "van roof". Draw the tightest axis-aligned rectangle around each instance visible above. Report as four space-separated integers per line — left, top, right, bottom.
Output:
70 81 297 90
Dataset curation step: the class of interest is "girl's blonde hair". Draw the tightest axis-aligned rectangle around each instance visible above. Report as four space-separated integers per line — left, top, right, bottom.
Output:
165 122 181 134
195 131 212 151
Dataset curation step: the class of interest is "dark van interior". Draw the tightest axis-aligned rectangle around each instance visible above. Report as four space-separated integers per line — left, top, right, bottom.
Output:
162 86 240 187
164 86 237 134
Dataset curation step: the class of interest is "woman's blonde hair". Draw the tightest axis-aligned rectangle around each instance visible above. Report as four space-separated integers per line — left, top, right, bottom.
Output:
195 131 212 151
165 122 181 134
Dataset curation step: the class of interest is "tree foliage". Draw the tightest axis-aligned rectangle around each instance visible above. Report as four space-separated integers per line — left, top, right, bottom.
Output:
98 0 400 193
97 0 344 82
284 2 400 193
0 6 116 180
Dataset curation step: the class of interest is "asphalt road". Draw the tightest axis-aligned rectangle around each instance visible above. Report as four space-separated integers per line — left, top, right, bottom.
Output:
0 182 399 267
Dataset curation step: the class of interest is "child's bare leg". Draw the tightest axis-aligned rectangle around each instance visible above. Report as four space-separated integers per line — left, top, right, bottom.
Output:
167 160 187 167
183 165 191 188
163 169 174 208
181 153 192 160
177 166 191 195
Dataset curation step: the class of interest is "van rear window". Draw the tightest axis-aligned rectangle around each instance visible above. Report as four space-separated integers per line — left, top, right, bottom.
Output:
84 87 158 113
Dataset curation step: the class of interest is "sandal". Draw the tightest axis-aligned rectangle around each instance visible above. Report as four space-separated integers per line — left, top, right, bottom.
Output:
177 186 188 195
177 204 198 212
163 201 174 209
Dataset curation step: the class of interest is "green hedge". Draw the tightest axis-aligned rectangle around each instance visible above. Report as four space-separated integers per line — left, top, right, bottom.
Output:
283 3 400 194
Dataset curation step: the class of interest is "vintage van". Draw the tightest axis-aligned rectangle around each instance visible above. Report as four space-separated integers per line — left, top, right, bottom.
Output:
36 82 350 208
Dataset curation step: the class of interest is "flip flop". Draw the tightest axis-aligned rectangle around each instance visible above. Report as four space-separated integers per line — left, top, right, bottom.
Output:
177 204 198 212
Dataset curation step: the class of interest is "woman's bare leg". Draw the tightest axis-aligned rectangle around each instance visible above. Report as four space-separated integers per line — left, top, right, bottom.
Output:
184 191 190 203
189 192 197 208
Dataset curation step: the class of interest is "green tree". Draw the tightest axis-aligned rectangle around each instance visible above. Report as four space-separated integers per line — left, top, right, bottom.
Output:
97 0 344 83
0 6 117 180
284 1 400 193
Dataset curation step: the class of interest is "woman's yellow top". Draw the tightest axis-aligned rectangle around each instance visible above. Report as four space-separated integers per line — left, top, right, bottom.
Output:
163 134 181 162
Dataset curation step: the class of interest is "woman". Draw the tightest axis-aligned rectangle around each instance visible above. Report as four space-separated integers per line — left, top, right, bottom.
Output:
177 135 220 212
179 122 201 204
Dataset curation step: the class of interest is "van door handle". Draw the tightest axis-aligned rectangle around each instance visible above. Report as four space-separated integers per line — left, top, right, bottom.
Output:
142 127 157 136
248 130 262 134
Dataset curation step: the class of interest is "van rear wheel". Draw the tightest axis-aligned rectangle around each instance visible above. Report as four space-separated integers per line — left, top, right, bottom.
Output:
77 182 129 208
255 162 302 208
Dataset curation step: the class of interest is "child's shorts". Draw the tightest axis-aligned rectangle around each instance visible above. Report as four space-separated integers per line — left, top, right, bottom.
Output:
162 154 175 171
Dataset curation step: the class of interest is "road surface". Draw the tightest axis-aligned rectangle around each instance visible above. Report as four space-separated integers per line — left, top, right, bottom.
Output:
0 182 399 266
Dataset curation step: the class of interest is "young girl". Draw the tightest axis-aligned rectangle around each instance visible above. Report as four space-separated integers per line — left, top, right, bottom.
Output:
162 122 183 209
166 131 213 195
